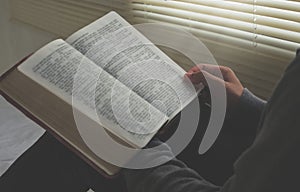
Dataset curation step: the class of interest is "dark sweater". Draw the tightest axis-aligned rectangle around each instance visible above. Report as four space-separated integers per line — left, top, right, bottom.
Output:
123 50 300 192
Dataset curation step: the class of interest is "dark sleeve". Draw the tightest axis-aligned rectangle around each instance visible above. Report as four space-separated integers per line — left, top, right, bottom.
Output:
123 90 267 192
234 88 266 130
220 49 300 192
227 88 267 144
238 88 266 118
123 139 220 192
124 51 300 192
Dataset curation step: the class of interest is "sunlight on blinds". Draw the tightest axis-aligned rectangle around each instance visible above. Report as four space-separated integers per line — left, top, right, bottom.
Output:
10 0 300 98
131 0 300 98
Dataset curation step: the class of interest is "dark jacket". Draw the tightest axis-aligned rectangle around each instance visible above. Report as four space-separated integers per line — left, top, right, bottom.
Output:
123 50 300 192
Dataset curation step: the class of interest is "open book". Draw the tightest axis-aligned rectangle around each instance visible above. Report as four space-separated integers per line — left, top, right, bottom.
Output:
0 12 199 176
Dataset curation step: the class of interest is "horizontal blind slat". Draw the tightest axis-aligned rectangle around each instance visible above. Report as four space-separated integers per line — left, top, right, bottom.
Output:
132 11 300 52
230 0 300 12
132 4 300 44
133 17 295 60
132 0 300 31
133 0 300 23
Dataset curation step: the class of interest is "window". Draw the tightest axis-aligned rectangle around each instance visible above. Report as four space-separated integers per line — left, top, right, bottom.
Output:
11 0 300 98
131 0 300 98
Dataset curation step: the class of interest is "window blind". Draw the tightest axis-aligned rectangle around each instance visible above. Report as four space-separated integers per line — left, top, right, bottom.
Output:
10 0 300 98
131 0 300 98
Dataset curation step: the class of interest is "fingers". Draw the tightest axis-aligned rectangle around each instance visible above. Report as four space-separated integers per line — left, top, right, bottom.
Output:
185 64 244 109
185 71 203 84
186 65 203 74
186 64 237 83
185 69 224 86
196 64 221 77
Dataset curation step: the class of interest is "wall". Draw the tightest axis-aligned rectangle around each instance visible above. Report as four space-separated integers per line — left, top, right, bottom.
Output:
0 0 57 75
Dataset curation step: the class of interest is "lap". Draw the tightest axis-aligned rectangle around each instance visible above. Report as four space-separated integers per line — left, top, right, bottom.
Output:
0 100 255 190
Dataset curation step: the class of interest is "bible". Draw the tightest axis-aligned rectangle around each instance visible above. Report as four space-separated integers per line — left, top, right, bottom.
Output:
0 11 200 176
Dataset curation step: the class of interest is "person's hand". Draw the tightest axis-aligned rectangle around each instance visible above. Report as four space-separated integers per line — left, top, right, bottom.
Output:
185 64 244 109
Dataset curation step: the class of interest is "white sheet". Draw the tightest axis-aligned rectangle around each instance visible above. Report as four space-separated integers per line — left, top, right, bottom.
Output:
0 95 44 176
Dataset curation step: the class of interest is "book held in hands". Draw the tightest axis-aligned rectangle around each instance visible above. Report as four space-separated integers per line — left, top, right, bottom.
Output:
0 11 199 176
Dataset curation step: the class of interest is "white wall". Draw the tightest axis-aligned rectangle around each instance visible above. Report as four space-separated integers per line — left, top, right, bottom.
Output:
0 0 57 75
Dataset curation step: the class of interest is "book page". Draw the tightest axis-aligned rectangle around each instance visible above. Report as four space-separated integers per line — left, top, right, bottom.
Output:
66 12 199 118
18 39 167 147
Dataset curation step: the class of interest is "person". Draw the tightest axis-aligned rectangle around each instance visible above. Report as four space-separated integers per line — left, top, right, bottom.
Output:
0 49 299 192
124 49 300 192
